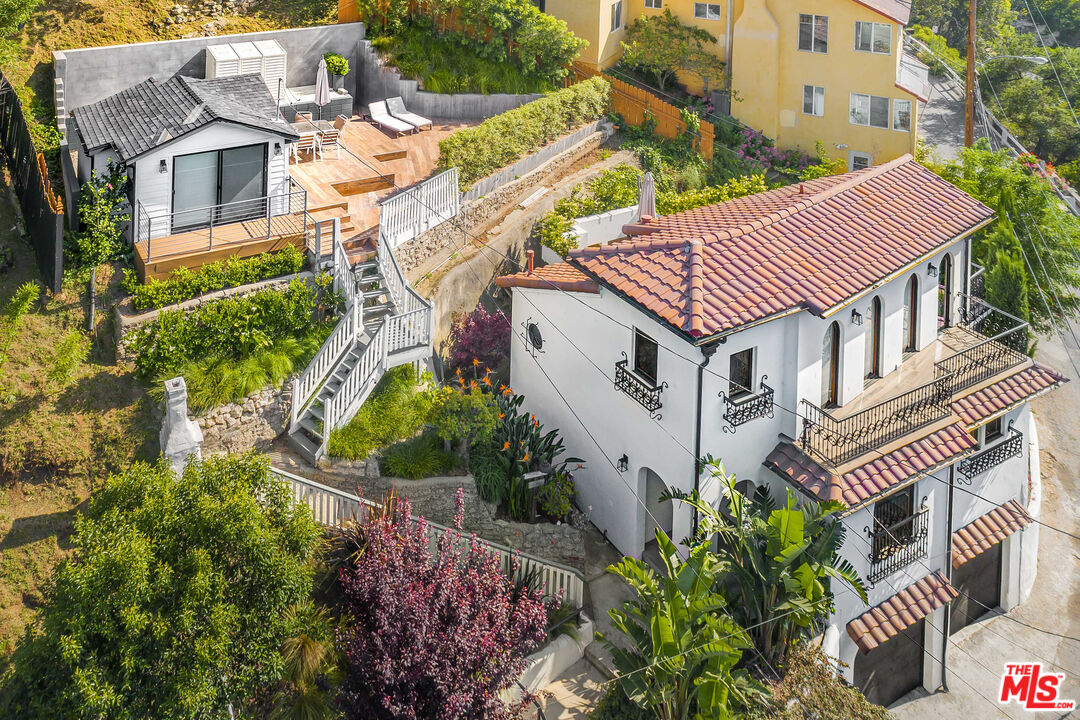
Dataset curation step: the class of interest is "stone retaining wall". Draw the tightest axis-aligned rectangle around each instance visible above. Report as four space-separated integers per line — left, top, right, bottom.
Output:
113 271 312 361
195 378 293 454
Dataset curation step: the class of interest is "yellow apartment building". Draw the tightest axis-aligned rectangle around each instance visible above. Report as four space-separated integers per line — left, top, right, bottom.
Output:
542 0 928 168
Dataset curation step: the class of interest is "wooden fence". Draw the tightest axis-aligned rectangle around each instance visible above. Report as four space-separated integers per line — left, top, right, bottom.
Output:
0 75 65 291
270 466 587 606
572 63 714 161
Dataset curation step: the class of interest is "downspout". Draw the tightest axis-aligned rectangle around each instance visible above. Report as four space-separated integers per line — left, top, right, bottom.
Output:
692 342 719 536
942 463 956 692
725 0 734 76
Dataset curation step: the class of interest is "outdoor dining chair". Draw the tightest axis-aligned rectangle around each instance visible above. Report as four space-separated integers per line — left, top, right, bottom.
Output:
291 134 321 162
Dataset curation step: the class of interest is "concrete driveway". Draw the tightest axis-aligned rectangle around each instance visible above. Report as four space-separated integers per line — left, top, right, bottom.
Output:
891 333 1080 719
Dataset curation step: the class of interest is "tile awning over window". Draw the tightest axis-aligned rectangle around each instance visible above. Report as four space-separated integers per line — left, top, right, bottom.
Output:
951 363 1067 428
847 571 958 653
952 499 1032 569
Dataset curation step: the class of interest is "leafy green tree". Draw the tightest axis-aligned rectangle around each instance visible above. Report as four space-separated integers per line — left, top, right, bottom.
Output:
0 453 323 719
686 46 728 95
76 161 128 331
600 529 766 720
1029 0 1080 44
620 9 720 93
673 460 867 667
910 0 1016 49
985 247 1033 348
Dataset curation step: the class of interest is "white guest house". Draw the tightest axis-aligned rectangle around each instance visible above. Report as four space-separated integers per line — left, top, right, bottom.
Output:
496 155 1067 706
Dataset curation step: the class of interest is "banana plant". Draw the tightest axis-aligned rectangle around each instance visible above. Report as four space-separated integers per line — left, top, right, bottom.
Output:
600 530 767 720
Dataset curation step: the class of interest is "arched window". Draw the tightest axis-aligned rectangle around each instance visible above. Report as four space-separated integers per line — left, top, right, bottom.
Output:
938 254 953 329
903 275 919 352
821 321 840 407
865 296 882 379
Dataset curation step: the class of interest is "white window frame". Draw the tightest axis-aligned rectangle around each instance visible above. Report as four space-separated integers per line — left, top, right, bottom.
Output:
644 0 661 8
893 98 912 132
849 92 890 128
849 151 872 171
693 2 722 20
798 14 829 53
802 85 825 116
610 0 623 32
854 21 892 54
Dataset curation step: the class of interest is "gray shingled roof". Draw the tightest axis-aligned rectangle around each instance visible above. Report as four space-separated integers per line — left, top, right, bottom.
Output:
72 73 298 162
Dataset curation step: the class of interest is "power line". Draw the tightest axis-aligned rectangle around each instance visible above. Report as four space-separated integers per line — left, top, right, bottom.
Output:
1020 0 1080 136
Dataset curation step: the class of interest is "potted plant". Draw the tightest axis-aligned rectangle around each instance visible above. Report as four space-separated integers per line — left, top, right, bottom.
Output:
324 52 350 92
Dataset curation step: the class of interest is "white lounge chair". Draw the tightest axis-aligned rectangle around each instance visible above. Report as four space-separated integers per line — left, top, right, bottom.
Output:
386 97 432 131
369 101 414 136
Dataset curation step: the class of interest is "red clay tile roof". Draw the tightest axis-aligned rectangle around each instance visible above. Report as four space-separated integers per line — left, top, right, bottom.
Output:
854 0 912 24
953 500 1032 568
847 572 957 653
563 156 993 339
764 423 978 508
951 363 1067 427
496 262 598 294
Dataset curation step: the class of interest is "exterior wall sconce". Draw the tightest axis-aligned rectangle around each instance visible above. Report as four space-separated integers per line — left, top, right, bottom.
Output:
927 263 938 278
617 454 629 472
274 142 282 157
851 308 863 325
159 159 168 174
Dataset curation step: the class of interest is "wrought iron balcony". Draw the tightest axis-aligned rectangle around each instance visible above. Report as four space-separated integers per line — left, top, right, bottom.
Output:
615 355 665 418
934 295 1029 395
969 263 985 300
959 426 1024 479
721 377 774 432
867 505 930 583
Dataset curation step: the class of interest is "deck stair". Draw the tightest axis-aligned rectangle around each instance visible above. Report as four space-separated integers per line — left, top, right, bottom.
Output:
288 228 432 464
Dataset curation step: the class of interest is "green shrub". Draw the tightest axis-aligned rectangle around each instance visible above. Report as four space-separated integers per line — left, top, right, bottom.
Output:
326 365 430 460
380 433 460 479
127 278 324 378
438 77 611 189
122 246 307 311
910 25 965 77
589 684 652 720
537 470 575 520
323 52 350 76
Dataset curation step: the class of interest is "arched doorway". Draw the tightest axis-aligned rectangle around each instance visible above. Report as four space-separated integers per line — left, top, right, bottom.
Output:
641 467 673 551
903 275 919 352
821 321 840 407
865 296 882 379
938 254 953 329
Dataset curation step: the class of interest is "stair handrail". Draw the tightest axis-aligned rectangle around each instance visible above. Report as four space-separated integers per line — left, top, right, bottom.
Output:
291 297 360 428
377 228 407 310
320 320 389 458
269 465 585 606
332 234 357 306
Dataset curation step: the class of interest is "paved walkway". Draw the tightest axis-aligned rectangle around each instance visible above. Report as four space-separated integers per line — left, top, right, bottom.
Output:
918 73 995 161
891 333 1080 719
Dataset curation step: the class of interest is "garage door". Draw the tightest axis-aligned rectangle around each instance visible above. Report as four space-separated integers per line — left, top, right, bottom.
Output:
854 619 925 707
951 542 1002 634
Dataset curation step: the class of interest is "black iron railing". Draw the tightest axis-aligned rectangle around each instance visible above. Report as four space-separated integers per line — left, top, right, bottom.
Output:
867 505 930 583
721 377 774 431
970 263 985 300
959 427 1024 479
800 375 952 466
615 355 665 418
934 296 1029 394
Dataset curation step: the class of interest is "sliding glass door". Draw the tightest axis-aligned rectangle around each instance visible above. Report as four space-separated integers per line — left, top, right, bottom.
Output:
171 143 267 233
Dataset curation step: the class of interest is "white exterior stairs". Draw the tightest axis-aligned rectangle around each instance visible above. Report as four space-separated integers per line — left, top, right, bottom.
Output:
288 232 432 464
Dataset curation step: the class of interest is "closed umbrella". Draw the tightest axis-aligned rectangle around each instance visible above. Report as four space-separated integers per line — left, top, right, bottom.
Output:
314 58 331 120
638 171 657 220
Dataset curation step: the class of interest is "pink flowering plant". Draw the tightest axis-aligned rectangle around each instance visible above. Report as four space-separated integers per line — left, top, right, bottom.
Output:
335 490 548 720
734 128 812 176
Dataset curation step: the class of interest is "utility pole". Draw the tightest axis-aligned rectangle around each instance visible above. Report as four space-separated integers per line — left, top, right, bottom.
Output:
965 0 977 146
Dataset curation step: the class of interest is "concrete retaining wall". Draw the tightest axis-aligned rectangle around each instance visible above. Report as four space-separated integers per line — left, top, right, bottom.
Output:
506 616 594 704
54 23 366 141
357 39 542 121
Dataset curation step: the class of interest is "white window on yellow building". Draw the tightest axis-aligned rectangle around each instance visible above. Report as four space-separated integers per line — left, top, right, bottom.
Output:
611 0 623 31
849 92 889 128
644 0 661 8
798 14 828 53
854 21 892 54
694 3 722 20
894 99 912 131
803 85 825 116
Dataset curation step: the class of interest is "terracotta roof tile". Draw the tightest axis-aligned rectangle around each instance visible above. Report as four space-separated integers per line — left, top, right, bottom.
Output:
763 443 843 504
951 363 1068 427
496 263 598 294
847 572 957 653
562 157 993 339
952 500 1032 568
856 0 912 24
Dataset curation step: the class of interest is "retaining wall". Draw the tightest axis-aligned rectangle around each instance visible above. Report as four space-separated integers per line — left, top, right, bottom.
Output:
196 378 292 454
356 39 542 121
54 23 366 141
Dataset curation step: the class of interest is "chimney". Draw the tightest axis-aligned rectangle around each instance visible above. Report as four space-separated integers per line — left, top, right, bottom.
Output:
159 377 204 475
527 249 534 274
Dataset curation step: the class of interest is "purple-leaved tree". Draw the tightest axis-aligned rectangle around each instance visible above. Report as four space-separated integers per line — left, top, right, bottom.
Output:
447 304 511 372
335 489 547 720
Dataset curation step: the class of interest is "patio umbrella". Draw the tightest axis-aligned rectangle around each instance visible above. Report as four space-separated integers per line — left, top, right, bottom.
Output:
314 57 331 120
638 171 657 220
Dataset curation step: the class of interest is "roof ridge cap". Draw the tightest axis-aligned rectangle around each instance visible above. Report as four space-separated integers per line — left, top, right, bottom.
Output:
687 240 704 337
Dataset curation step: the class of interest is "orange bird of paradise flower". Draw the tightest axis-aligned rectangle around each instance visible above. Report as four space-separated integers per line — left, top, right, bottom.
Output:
472 357 480 366
521 452 530 463
502 441 511 450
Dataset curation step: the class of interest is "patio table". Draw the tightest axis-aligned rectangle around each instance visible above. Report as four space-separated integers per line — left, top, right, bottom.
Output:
289 119 335 136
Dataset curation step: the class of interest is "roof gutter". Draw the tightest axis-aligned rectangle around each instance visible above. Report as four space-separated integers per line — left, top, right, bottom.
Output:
692 343 718 536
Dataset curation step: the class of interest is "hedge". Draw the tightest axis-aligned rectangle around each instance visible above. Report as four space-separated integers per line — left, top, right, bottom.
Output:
122 245 307 311
437 76 611 189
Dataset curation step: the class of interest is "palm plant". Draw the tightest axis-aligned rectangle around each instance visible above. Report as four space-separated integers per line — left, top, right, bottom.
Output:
672 459 868 667
601 530 766 720
270 602 342 720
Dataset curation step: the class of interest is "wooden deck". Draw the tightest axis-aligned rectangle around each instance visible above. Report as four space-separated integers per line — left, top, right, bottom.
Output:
287 117 473 238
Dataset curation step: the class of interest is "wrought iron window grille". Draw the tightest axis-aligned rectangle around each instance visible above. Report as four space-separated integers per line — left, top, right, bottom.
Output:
615 352 666 419
864 501 930 584
720 376 775 432
958 422 1024 481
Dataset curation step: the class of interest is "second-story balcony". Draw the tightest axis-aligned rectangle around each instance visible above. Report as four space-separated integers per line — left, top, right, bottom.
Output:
721 377 775 431
615 354 665 418
800 296 1030 467
958 425 1024 479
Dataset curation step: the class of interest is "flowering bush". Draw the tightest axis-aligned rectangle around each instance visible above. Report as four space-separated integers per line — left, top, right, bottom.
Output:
335 491 548 720
734 128 812 175
447 304 511 372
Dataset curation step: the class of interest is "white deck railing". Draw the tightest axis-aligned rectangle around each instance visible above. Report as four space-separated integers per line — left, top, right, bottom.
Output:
379 168 460 249
270 466 586 606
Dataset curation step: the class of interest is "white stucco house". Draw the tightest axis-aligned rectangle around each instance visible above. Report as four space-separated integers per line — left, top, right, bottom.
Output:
496 155 1067 707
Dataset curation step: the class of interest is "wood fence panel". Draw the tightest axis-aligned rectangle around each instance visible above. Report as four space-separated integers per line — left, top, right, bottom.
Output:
337 0 359 24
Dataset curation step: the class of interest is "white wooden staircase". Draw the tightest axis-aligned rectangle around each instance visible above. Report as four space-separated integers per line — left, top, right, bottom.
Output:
288 231 432 463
